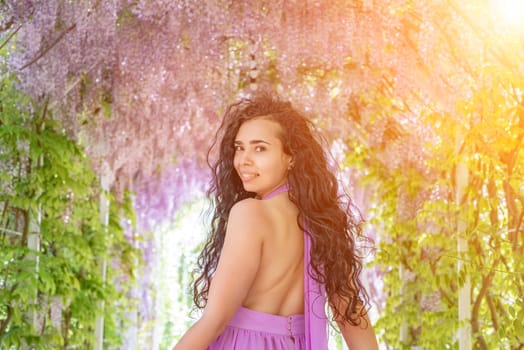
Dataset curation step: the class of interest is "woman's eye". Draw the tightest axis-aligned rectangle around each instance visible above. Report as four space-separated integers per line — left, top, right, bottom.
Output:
255 146 266 152
234 145 243 151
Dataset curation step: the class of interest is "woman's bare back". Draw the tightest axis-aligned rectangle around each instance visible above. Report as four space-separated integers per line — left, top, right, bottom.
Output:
241 194 304 316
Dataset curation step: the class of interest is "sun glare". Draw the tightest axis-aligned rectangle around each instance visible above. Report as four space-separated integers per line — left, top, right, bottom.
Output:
492 0 524 29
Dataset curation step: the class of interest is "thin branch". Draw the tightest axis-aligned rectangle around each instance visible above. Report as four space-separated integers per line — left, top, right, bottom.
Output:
20 207 28 246
62 307 71 349
0 23 22 52
40 95 49 125
517 206 524 254
0 227 23 237
500 254 523 296
428 252 455 305
0 18 14 32
19 23 76 71
0 200 9 228
485 294 499 331
0 282 19 335
471 262 498 350
0 304 13 336
493 296 510 323
438 286 453 306
437 252 523 276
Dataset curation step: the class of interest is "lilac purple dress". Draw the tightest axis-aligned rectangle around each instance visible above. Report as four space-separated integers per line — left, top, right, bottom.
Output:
208 185 328 350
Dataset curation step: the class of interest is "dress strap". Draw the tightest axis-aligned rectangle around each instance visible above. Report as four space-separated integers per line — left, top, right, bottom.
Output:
262 183 290 200
304 225 328 349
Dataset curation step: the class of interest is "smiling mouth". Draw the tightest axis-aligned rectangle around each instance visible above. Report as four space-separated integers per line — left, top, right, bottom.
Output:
239 172 259 181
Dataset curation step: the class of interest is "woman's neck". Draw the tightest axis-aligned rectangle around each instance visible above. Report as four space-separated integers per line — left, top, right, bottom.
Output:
261 183 290 200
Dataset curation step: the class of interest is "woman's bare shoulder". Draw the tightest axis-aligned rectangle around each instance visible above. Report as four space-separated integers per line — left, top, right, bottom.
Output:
228 198 272 228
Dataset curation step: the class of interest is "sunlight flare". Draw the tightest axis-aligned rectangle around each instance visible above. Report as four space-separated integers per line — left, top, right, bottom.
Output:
492 0 524 29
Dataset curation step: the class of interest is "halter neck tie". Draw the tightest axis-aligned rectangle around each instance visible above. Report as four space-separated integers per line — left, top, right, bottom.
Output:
262 183 290 200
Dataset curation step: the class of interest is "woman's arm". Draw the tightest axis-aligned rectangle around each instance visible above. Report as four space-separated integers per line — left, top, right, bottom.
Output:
336 313 379 350
173 199 265 350
331 297 379 350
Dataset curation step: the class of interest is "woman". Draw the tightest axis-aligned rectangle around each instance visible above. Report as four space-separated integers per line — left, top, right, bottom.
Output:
174 94 378 349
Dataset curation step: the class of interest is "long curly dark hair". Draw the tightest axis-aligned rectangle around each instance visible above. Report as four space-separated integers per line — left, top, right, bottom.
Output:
193 93 370 326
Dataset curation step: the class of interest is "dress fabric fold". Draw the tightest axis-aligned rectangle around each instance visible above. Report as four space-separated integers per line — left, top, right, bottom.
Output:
304 228 329 350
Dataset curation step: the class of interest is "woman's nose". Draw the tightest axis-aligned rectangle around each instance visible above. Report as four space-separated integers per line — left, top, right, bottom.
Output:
240 150 253 165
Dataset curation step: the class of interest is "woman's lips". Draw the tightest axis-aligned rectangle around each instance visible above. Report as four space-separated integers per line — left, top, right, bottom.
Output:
239 172 258 182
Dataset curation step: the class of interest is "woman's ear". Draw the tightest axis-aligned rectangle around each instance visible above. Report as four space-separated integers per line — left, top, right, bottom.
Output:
288 158 295 170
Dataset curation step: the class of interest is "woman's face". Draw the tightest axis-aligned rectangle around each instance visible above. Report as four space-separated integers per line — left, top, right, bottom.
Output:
233 117 292 198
